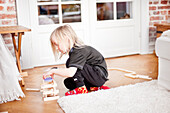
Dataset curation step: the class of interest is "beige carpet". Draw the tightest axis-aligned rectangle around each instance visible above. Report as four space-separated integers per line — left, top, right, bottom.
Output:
58 80 170 113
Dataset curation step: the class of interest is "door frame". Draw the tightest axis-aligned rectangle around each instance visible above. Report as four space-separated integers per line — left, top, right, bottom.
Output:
16 0 149 69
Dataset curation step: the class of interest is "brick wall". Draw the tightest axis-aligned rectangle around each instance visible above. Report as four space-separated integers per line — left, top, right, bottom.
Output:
0 0 17 56
149 0 170 53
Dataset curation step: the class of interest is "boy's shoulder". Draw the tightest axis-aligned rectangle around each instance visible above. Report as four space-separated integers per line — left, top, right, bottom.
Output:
73 45 89 50
72 45 91 53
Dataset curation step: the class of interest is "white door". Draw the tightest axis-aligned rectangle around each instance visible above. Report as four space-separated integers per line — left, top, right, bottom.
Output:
24 0 140 67
29 0 90 67
89 0 140 58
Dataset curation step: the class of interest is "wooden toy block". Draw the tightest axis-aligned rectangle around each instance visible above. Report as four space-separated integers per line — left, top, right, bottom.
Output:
43 96 60 101
26 88 40 92
41 77 59 101
108 68 152 80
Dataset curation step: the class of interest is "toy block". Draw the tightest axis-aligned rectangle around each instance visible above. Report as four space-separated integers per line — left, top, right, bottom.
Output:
108 68 152 80
124 74 152 80
43 96 59 101
26 88 40 92
41 76 59 101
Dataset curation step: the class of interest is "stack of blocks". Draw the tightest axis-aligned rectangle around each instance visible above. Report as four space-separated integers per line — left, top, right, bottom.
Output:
41 76 59 101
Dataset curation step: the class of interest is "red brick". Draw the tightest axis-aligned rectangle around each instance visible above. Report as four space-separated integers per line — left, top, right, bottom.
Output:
11 52 15 57
0 14 6 19
0 14 16 19
149 22 153 26
168 6 170 9
149 6 156 10
161 11 167 15
8 46 14 51
153 22 160 25
149 2 152 4
0 0 5 3
150 17 154 21
158 6 170 9
150 16 155 21
168 16 170 21
165 15 168 20
158 16 164 20
150 16 164 21
161 0 168 2
4 38 12 44
161 21 167 24
8 0 15 4
6 14 16 19
7 6 15 11
168 11 170 15
154 33 157 37
149 27 157 31
149 33 152 37
153 1 159 4
14 19 17 25
158 6 163 9
2 20 12 25
161 1 167 4
0 6 4 10
153 11 160 15
2 34 11 38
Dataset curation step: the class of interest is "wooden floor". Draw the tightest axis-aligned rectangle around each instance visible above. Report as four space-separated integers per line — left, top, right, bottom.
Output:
0 54 158 113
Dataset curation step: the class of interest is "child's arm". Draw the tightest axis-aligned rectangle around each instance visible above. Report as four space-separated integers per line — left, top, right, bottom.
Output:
43 67 77 78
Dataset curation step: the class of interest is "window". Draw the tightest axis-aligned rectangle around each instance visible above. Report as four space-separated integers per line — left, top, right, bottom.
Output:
97 3 114 21
117 2 132 19
62 4 81 23
37 0 81 25
38 5 59 25
96 0 133 21
38 0 58 2
61 0 80 1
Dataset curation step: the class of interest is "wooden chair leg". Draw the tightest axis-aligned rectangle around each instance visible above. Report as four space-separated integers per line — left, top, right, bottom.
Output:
11 34 22 73
21 77 25 86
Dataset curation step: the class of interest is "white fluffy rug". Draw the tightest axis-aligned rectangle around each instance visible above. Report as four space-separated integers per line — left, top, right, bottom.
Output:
58 80 170 113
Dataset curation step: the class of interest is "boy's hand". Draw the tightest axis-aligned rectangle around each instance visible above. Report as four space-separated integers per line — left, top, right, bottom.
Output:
43 71 54 79
43 68 58 79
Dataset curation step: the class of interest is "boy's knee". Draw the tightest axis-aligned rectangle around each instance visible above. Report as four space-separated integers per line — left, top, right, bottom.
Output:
64 77 76 90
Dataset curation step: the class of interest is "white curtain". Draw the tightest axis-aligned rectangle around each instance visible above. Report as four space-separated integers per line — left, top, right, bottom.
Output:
0 34 25 103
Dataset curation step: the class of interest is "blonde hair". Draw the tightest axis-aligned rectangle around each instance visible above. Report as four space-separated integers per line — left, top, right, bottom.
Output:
50 24 85 61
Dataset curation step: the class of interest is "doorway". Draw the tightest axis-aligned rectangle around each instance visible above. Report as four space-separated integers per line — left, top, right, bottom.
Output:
16 0 141 68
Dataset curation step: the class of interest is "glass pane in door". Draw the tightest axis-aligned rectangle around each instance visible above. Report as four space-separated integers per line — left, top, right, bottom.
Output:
61 0 80 1
37 0 58 2
38 5 59 25
62 4 81 23
97 3 114 21
117 2 132 19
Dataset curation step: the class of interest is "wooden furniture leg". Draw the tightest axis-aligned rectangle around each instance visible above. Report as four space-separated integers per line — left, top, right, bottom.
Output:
12 33 22 73
18 32 23 57
11 33 28 86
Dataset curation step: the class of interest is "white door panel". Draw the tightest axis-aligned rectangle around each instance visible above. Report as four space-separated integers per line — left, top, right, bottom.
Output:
90 0 140 58
33 30 85 67
34 33 69 66
92 26 137 57
28 0 89 66
25 0 140 67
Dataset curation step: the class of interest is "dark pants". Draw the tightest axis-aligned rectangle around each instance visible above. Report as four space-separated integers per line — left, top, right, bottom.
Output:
64 64 106 90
